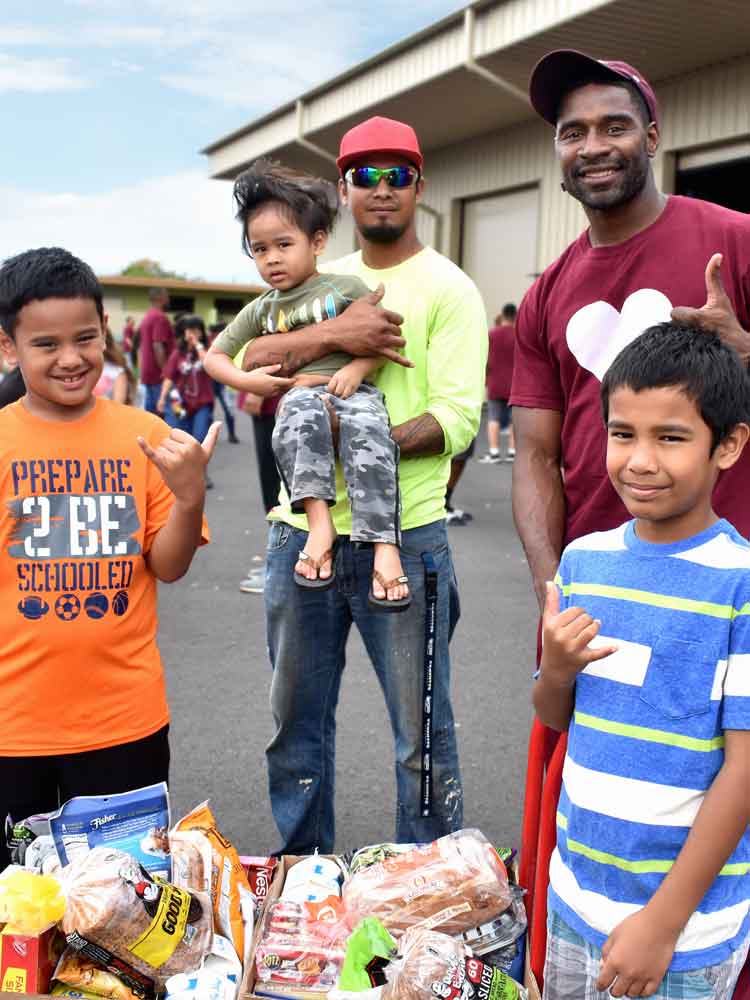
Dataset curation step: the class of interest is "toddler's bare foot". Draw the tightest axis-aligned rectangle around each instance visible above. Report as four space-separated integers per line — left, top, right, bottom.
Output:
372 543 409 602
295 523 337 582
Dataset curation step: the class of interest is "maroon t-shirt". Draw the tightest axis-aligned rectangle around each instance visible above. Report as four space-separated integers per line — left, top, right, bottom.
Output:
510 195 750 545
163 349 214 414
139 307 175 385
487 322 515 400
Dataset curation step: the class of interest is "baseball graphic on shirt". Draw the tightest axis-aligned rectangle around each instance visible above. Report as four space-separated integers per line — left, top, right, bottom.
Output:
84 592 109 619
566 288 673 381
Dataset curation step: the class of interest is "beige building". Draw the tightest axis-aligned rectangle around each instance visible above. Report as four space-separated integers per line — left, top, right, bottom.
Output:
202 0 750 324
99 275 264 338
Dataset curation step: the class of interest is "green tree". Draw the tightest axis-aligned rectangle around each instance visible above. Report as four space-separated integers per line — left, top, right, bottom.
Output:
120 258 187 280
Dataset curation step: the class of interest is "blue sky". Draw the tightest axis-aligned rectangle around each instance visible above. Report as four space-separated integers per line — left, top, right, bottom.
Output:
0 0 465 282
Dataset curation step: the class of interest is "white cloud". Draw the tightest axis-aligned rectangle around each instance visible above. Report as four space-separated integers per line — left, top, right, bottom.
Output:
0 171 261 285
5 1 466 106
0 53 86 93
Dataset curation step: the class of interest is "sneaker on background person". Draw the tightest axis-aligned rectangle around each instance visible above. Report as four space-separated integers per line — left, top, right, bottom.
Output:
479 450 502 464
239 567 265 594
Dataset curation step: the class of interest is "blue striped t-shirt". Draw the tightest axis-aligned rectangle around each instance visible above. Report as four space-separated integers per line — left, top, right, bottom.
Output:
548 518 750 971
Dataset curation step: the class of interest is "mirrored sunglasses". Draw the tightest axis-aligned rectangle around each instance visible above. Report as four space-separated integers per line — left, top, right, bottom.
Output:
345 165 419 189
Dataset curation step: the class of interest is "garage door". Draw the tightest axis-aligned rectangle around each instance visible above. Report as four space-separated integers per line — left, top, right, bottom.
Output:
460 185 539 324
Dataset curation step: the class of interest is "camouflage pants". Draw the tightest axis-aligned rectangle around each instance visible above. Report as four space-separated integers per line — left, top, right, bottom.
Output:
272 383 400 545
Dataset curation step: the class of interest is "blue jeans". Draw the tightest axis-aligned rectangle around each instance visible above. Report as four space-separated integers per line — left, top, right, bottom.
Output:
264 519 463 853
142 383 161 414
171 403 213 442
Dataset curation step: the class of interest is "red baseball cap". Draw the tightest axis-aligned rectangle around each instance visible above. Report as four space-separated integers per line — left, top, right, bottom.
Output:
337 116 423 175
529 49 659 127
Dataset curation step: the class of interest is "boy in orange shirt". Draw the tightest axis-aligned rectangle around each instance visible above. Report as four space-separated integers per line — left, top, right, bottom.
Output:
0 247 219 866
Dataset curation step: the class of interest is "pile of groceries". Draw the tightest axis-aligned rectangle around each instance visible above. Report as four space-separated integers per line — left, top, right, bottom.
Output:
0 783 531 1000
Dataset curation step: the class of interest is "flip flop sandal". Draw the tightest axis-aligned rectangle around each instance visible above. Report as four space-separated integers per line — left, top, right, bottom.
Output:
368 571 412 612
294 544 337 590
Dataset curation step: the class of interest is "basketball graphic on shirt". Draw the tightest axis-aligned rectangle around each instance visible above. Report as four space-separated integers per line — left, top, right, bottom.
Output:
55 593 81 621
112 589 129 616
18 596 49 621
84 592 109 619
566 288 673 381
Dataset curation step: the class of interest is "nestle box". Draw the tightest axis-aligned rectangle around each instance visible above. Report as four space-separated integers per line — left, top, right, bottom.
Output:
0 923 63 994
240 856 541 1000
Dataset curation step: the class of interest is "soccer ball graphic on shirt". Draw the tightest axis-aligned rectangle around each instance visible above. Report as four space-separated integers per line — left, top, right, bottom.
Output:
55 593 81 622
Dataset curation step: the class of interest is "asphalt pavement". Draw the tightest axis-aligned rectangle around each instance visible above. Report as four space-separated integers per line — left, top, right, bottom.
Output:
159 413 539 855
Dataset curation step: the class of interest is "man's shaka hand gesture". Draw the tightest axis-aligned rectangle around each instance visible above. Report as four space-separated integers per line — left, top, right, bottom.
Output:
672 253 750 362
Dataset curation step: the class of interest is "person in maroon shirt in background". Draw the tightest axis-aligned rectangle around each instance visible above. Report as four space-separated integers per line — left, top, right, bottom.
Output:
122 315 136 363
509 49 750 991
157 315 216 488
479 303 516 464
139 287 175 413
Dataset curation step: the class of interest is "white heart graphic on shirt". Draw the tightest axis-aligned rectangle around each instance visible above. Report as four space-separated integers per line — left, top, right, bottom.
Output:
566 288 674 382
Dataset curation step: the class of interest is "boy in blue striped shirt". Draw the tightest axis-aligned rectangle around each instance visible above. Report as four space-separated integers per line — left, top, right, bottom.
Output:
534 322 750 999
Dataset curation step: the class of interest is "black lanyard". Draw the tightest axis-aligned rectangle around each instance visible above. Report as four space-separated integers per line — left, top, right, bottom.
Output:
421 552 438 817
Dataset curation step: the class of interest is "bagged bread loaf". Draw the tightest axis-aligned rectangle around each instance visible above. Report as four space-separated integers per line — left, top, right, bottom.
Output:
381 928 527 1000
341 830 511 939
59 847 212 992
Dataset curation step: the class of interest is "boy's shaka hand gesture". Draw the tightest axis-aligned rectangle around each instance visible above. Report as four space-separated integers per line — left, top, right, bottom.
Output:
541 580 617 683
137 422 222 507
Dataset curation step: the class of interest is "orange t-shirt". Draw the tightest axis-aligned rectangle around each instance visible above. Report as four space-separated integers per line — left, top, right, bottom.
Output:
0 397 207 756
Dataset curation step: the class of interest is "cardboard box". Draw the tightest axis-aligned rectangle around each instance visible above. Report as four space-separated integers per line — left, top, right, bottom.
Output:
0 923 63 994
241 857 541 1000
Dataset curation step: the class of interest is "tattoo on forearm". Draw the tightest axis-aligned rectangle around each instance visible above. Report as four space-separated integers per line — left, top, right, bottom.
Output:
393 413 445 457
249 348 312 376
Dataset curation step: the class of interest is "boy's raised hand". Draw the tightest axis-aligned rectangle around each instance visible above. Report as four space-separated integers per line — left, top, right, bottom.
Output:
137 422 221 507
541 581 617 682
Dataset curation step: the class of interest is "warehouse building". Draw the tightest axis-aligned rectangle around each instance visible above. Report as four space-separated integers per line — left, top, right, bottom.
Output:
202 0 750 323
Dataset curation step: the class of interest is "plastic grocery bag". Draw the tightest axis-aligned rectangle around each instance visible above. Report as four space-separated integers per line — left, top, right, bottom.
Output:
342 830 512 939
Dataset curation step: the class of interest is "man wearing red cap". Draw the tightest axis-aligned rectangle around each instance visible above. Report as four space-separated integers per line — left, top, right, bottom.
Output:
511 49 750 995
242 116 487 855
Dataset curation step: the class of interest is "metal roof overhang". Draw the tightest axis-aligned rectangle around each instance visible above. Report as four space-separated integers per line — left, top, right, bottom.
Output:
204 0 750 182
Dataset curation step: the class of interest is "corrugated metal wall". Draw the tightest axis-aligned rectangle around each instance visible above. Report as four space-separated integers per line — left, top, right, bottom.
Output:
421 53 750 271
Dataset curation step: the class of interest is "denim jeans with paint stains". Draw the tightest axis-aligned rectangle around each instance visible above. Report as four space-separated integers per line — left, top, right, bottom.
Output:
264 518 464 853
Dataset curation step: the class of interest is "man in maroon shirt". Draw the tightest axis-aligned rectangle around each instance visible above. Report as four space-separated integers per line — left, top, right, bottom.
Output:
509 48 750 987
480 303 516 463
139 287 175 413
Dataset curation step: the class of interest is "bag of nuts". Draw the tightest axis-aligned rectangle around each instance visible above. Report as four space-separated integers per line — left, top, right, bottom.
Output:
59 846 212 992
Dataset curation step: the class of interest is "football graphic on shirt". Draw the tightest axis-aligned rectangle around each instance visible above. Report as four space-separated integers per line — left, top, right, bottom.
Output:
18 596 49 620
566 288 673 381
